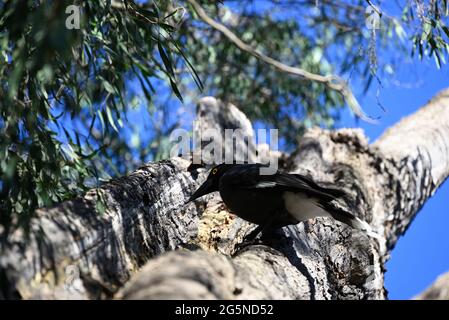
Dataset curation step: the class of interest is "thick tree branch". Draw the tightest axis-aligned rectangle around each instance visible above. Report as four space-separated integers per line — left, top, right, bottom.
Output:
116 89 449 300
118 126 387 300
0 98 259 299
3 89 449 300
373 89 449 249
0 158 202 299
414 270 449 300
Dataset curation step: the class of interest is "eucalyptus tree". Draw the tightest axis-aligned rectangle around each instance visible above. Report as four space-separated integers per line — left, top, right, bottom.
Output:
1 1 448 296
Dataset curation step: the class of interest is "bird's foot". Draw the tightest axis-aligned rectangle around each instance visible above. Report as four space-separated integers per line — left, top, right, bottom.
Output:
178 242 202 251
232 225 276 255
232 237 264 255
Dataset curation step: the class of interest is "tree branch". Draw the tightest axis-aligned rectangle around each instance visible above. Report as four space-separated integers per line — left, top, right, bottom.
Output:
414 270 449 300
116 88 449 300
374 89 449 249
186 0 375 123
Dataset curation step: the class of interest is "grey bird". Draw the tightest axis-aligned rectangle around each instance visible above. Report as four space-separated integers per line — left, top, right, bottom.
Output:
187 163 375 238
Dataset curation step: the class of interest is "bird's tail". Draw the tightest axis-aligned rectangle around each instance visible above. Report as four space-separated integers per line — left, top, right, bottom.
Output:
325 206 381 240
346 216 381 239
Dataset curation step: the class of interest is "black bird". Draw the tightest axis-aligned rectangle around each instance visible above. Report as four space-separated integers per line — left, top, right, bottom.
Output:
187 163 375 238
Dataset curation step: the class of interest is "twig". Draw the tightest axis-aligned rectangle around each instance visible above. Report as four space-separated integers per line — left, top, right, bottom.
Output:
365 0 383 17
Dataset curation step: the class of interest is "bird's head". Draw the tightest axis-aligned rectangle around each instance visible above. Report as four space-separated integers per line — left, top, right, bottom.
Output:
186 163 233 203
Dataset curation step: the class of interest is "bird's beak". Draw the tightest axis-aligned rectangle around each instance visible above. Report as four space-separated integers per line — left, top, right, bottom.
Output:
185 179 214 204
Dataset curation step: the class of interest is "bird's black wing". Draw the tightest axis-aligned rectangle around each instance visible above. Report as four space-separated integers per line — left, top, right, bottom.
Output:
222 164 347 202
275 172 347 200
219 164 378 235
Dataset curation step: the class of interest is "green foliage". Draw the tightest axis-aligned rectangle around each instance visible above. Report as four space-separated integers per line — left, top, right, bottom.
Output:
0 0 195 239
178 1 401 142
408 0 449 68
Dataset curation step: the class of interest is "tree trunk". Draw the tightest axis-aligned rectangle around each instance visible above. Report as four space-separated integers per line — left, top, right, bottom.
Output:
1 90 449 300
414 270 449 300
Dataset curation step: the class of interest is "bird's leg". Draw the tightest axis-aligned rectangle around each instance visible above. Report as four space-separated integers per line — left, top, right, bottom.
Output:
233 212 281 254
232 228 263 255
178 242 202 251
243 224 265 242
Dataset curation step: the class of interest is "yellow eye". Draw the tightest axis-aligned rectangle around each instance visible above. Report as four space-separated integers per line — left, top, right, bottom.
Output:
212 168 218 174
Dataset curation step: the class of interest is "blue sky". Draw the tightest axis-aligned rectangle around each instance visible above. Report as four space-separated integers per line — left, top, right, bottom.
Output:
338 56 449 299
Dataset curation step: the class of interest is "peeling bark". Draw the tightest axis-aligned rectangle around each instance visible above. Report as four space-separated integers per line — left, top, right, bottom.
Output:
1 90 449 300
374 89 449 248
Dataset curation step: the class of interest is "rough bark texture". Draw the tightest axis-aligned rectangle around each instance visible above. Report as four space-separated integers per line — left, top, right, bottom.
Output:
415 271 449 300
120 128 386 300
0 98 268 299
0 158 202 299
1 89 449 300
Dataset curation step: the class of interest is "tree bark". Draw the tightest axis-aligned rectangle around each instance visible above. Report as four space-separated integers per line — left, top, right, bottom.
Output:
0 158 201 299
414 270 449 300
1 90 449 300
119 89 449 300
0 97 264 299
